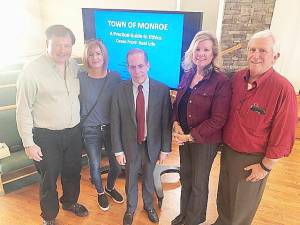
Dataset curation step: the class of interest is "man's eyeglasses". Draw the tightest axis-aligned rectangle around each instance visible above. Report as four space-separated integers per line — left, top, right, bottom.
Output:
248 48 269 55
128 64 146 70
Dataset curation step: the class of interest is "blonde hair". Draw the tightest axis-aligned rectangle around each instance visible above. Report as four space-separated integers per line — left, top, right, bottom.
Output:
83 39 108 71
182 31 222 72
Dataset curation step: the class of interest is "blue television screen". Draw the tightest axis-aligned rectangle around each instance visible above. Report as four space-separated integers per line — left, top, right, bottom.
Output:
82 8 203 89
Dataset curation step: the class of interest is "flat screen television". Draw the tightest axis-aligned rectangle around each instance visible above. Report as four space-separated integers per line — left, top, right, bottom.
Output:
82 8 203 89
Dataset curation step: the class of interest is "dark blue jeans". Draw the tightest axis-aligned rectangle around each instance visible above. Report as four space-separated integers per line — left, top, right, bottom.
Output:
82 125 121 193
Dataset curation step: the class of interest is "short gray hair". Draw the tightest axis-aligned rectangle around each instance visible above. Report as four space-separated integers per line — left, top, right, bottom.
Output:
126 48 148 65
248 30 280 54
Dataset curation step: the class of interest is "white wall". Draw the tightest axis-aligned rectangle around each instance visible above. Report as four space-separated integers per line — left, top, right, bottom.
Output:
40 0 179 57
180 0 220 33
271 0 300 92
40 0 220 57
0 0 221 65
0 0 44 66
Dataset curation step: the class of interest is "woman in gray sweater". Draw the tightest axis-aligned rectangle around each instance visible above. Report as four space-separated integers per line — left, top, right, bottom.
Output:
79 39 123 211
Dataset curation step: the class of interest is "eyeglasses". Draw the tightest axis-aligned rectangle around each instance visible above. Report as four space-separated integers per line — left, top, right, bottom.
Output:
248 47 269 55
250 103 266 115
128 64 146 70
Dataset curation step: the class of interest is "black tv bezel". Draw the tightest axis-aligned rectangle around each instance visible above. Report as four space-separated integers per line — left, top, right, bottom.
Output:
82 8 203 90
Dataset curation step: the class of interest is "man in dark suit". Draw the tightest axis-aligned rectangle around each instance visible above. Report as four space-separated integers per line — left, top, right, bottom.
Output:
111 48 172 225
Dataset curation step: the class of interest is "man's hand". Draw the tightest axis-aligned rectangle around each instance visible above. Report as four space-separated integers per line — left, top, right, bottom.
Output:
158 152 168 164
244 163 268 182
116 154 126 165
25 144 43 162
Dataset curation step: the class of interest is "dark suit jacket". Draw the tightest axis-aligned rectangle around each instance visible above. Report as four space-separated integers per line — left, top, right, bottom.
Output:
111 78 172 163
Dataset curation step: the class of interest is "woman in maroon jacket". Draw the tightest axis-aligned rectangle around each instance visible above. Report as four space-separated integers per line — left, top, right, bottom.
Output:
171 31 231 225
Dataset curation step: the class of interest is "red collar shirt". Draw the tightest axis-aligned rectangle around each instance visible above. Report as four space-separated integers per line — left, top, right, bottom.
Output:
223 68 298 159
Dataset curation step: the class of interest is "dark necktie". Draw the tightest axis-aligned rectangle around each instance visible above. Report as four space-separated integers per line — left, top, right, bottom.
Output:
136 85 145 144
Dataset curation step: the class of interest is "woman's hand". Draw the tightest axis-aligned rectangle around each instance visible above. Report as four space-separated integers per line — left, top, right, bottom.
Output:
173 132 194 146
172 121 184 134
172 122 185 145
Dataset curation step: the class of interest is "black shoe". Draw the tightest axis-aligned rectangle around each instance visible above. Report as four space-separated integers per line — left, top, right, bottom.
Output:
105 186 124 203
144 208 159 223
42 218 55 225
171 214 185 225
62 203 89 217
123 211 134 225
98 193 109 211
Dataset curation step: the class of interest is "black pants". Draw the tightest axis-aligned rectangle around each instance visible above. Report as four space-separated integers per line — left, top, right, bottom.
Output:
179 143 217 225
33 124 82 220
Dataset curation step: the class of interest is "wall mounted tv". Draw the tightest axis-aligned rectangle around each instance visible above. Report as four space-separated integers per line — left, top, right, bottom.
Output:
82 8 203 89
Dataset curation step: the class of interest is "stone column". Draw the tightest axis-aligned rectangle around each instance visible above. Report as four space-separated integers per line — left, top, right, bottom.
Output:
220 0 277 73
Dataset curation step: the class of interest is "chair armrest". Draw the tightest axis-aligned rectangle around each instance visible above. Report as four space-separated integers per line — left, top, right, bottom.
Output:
0 143 11 159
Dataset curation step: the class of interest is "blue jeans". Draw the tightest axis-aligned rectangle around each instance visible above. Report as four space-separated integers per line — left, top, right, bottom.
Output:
82 125 121 193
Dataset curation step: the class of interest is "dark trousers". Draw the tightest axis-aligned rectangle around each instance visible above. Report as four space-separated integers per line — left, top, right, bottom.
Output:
179 143 217 225
125 142 156 213
82 125 121 193
214 145 269 225
33 124 82 220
